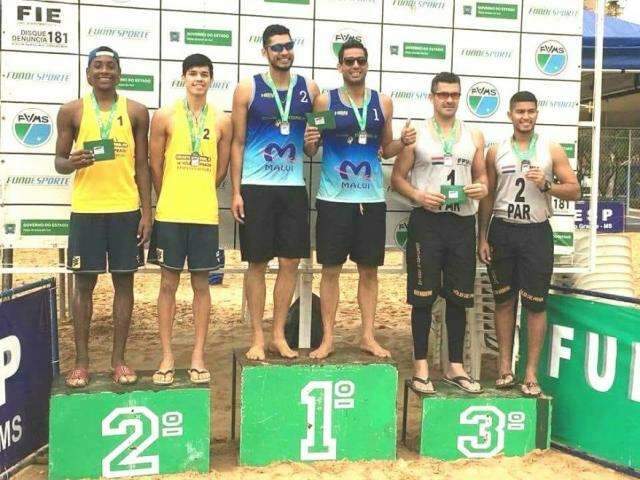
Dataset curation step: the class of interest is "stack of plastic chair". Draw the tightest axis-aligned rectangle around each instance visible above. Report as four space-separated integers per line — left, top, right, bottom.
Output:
572 234 635 298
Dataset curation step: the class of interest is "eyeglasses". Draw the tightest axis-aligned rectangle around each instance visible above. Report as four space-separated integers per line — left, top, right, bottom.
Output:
268 41 295 53
343 57 368 67
434 92 461 100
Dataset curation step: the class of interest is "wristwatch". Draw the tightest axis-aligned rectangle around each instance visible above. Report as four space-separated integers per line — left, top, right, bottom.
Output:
540 180 551 193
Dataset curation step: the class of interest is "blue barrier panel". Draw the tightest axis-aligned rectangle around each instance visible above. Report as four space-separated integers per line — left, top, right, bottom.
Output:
0 280 57 474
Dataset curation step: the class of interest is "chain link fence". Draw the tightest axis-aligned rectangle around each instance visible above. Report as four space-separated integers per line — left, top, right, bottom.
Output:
578 127 640 211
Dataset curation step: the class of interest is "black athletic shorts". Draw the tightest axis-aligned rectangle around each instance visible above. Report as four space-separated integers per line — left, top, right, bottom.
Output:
239 185 310 262
406 209 476 308
148 221 219 272
67 210 144 274
316 199 386 267
487 218 554 313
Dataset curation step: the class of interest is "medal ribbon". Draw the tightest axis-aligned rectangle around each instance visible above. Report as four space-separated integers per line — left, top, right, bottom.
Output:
91 93 118 140
344 88 370 132
184 98 208 154
265 73 296 124
432 118 459 156
511 133 538 162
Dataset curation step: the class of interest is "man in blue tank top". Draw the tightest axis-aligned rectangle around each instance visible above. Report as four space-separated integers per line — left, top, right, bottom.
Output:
231 24 320 361
304 39 416 359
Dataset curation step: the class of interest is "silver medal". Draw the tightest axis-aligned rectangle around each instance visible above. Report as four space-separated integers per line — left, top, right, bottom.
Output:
190 152 200 166
279 121 290 136
521 160 531 173
443 154 453 168
358 131 367 145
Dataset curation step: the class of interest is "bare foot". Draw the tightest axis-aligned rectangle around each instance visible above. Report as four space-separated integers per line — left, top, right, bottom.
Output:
269 338 298 358
246 343 265 360
360 338 391 358
309 340 334 359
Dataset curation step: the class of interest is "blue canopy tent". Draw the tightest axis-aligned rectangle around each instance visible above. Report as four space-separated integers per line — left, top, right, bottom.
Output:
583 10 640 70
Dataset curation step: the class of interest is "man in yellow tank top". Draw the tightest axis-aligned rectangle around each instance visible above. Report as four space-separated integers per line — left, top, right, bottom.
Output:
148 54 232 385
54 46 152 388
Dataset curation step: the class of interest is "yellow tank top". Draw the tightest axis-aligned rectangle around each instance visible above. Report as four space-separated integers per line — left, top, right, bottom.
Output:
155 100 219 224
72 94 139 213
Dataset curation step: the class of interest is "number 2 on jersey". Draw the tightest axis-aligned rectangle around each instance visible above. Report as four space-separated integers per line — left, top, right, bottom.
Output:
514 178 525 202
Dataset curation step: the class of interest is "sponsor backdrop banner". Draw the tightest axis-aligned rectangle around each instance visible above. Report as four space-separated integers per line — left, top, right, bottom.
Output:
1 0 582 259
518 294 640 472
0 287 54 474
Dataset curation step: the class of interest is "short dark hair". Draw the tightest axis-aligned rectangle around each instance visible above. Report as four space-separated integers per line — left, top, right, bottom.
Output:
338 39 368 64
430 72 461 94
262 24 291 47
182 54 213 76
510 91 538 110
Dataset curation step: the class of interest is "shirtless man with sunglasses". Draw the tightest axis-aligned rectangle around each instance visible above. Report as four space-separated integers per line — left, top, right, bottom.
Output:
231 24 320 360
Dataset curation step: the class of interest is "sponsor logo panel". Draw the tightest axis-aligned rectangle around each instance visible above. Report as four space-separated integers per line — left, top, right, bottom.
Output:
459 77 518 123
452 29 519 77
0 51 78 103
520 35 580 81
2 0 78 53
519 79 580 126
80 5 159 57
316 0 382 23
456 0 521 30
313 21 382 69
162 0 238 12
382 25 451 73
383 0 452 27
162 12 237 61
160 61 237 110
238 0 313 18
522 0 582 35
239 15 312 67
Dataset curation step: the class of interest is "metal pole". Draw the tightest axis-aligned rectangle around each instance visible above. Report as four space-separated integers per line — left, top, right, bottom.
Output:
589 0 605 273
67 273 73 320
1 249 13 291
58 249 66 320
627 129 632 218
297 257 312 349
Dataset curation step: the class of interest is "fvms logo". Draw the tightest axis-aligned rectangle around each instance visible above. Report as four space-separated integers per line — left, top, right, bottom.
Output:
394 217 409 250
332 29 364 58
536 40 567 76
13 108 53 147
338 161 371 180
467 82 499 118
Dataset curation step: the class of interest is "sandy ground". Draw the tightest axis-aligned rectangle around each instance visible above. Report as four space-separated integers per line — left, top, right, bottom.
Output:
11 236 639 480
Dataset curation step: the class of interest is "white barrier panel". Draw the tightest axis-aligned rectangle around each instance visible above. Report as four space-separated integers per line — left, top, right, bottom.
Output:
0 0 582 259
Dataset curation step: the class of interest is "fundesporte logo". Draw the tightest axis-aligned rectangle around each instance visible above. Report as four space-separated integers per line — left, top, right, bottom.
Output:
263 143 296 162
467 82 499 118
536 40 567 76
13 108 53 147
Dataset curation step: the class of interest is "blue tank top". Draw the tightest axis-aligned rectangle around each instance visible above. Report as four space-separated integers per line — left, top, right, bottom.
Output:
241 73 311 186
317 88 385 203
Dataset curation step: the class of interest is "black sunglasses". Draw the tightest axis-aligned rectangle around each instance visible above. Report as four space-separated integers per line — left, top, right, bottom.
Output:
343 57 367 67
268 41 295 53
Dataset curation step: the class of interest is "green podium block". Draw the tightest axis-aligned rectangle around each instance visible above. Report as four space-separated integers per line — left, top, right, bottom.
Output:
402 381 551 460
49 371 210 479
234 348 397 466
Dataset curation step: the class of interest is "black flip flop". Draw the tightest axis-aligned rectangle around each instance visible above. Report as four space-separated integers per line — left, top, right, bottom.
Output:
411 376 436 395
442 375 484 394
495 372 516 389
